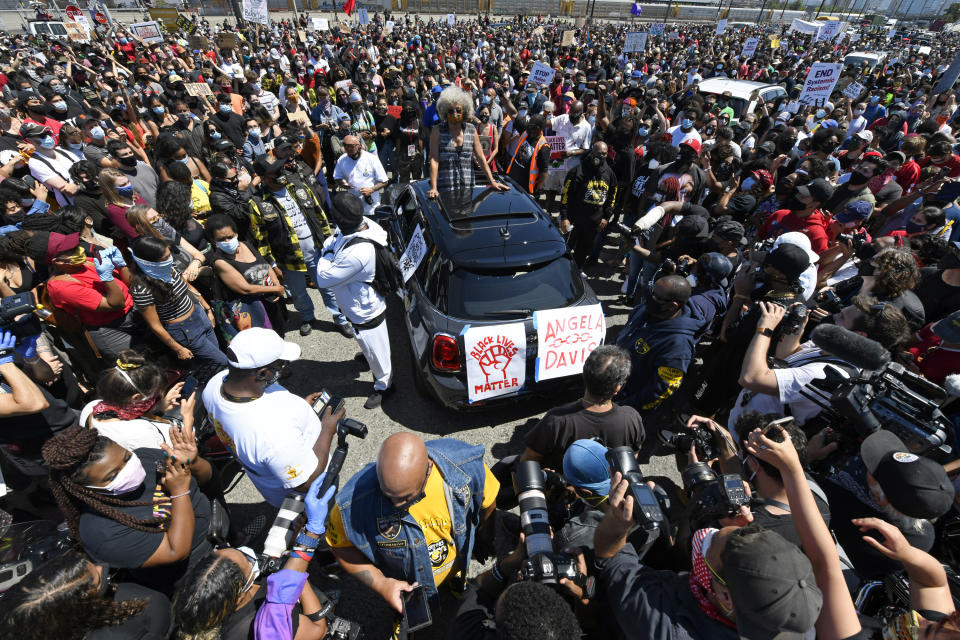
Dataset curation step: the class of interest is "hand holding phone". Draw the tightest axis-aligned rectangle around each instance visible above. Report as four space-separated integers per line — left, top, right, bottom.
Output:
401 585 432 632
180 375 198 400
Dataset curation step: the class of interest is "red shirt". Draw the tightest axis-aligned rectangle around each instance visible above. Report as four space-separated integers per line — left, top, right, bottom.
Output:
918 154 960 178
909 323 960 386
758 208 831 254
895 159 921 192
47 264 133 327
22 115 62 141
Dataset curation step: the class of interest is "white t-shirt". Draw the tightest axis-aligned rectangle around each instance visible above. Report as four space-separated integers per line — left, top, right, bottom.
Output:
29 149 78 206
80 400 174 452
551 114 592 169
667 125 702 149
334 151 388 215
202 370 323 507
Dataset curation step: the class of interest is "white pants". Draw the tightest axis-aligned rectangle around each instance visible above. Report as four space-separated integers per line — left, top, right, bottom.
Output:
356 321 392 391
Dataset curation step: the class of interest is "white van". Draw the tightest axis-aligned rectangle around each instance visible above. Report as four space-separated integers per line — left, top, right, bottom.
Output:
697 78 788 123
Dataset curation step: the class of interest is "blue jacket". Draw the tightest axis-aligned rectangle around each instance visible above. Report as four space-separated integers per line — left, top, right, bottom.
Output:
616 302 704 411
334 438 488 599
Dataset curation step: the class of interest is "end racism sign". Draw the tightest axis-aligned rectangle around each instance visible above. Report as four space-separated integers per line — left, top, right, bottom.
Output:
534 304 605 381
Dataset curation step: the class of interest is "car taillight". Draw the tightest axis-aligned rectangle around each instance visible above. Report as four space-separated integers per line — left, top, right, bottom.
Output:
432 334 460 371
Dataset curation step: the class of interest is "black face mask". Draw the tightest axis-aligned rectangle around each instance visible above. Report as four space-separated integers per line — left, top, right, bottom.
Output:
677 150 697 166
117 155 137 168
819 141 839 155
774 178 793 197
848 171 870 187
569 112 582 124
858 261 876 276
784 195 806 211
587 153 603 168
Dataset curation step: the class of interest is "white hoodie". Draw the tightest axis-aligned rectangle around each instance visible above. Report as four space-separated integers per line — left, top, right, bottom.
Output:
315 218 389 324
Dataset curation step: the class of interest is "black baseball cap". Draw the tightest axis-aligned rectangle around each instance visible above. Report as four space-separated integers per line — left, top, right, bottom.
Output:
721 527 823 640
330 191 365 228
796 178 834 205
861 430 955 519
713 218 747 245
698 252 733 287
764 244 810 280
252 155 286 177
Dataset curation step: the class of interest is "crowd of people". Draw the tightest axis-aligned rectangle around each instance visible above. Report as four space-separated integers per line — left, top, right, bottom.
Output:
0 7 958 640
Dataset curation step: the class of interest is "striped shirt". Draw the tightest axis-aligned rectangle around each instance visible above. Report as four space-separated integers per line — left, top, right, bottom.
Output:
130 268 194 322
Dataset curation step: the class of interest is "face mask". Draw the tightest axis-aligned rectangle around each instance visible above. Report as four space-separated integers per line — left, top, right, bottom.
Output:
236 546 261 593
210 131 222 140
741 177 756 190
39 135 55 150
647 158 660 170
587 115 596 125
681 118 693 130
52 100 67 112
905 219 926 234
249 127 261 139
86 452 146 496
588 153 603 168
848 171 870 186
870 96 880 104
61 246 87 265
118 155 137 168
219 104 232 114
217 236 240 253
68 142 82 151
51 84 64 93
478 113 490 123
133 254 174 283
90 126 105 140
152 106 165 115
116 184 134 198
448 112 463 124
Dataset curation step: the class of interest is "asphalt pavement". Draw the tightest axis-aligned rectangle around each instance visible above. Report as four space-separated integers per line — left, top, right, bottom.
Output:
221 237 683 639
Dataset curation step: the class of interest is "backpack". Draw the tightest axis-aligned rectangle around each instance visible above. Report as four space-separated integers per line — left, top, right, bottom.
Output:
343 236 403 298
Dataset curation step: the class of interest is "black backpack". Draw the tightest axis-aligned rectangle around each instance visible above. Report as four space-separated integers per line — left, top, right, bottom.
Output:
343 237 404 298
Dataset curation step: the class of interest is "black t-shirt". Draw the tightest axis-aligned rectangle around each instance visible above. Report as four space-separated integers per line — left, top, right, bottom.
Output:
507 138 552 193
87 582 171 640
874 179 902 206
215 111 248 148
78 448 212 595
917 267 960 323
373 112 397 148
523 401 645 471
448 583 498 640
750 490 831 549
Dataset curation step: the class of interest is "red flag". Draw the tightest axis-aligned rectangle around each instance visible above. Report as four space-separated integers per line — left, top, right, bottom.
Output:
343 0 355 16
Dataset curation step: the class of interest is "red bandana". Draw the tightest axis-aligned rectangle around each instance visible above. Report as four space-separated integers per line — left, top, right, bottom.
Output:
91 393 160 421
689 528 737 629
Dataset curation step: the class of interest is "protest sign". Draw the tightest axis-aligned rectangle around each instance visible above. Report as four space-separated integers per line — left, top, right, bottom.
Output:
184 82 213 97
529 61 556 86
843 80 865 100
669 30 679 39
770 36 780 49
334 79 352 91
741 37 758 58
816 20 841 42
241 0 268 26
887 26 896 39
532 26 544 36
849 31 860 42
175 14 196 33
312 17 329 30
798 62 841 107
64 22 89 42
398 224 426 282
650 23 665 36
447 13 455 26
545 135 566 160
623 31 647 54
188 35 209 50
148 7 178 30
789 19 820 35
385 20 395 31
935 50 960 93
215 32 238 49
716 19 727 35
464 323 527 402
561 30 575 46
534 305 605 382
129 21 163 43
297 29 307 42
357 8 369 24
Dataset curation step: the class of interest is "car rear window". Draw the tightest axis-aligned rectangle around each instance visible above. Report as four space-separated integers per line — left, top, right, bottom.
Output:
446 258 584 319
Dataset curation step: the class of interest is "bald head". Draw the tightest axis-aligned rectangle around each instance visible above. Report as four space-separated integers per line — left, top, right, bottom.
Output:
591 140 608 155
653 275 692 304
377 432 431 507
343 135 361 147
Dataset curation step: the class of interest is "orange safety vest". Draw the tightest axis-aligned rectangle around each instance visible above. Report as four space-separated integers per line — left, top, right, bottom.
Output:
506 131 548 194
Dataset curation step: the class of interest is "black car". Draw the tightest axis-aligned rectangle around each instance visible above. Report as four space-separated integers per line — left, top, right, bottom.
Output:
373 176 600 409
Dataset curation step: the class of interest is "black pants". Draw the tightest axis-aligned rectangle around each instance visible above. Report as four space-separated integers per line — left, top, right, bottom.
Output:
568 217 600 268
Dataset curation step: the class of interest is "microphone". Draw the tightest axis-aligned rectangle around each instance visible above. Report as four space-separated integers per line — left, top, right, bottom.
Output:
810 324 891 371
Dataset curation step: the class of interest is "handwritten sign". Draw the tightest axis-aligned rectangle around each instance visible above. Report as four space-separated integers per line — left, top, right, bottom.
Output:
464 323 527 402
849 31 860 43
534 304 605 381
130 20 163 43
650 22 665 36
385 20 395 31
623 31 647 54
741 37 758 59
843 80 865 100
799 62 841 107
446 13 455 26
334 79 352 91
669 30 680 40
312 17 328 31
529 61 556 86
175 14 196 33
297 29 307 42
215 32 238 50
716 19 727 35
562 30 575 46
398 224 426 282
816 20 841 42
188 35 209 50
357 8 369 25
184 82 213 96
241 0 268 26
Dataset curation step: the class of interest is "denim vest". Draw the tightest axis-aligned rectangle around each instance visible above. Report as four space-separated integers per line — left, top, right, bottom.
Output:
334 438 487 598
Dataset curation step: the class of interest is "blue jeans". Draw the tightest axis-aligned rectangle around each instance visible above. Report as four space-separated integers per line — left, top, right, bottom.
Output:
314 169 333 212
165 305 229 370
283 248 347 327
625 251 659 302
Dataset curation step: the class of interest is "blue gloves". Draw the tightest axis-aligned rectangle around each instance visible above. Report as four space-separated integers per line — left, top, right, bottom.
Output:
94 247 126 282
14 333 38 360
0 330 16 365
305 472 336 536
101 246 126 268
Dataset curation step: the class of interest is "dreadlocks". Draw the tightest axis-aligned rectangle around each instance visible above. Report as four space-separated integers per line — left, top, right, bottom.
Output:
41 425 167 538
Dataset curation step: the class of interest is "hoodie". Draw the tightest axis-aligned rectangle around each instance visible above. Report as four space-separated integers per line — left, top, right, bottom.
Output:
615 301 704 411
315 218 389 324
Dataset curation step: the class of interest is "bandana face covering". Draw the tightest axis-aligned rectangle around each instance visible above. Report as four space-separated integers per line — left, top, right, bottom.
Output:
64 246 87 265
132 255 174 283
689 528 736 628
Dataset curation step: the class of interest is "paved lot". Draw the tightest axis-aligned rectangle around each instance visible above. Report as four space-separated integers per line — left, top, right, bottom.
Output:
221 242 682 638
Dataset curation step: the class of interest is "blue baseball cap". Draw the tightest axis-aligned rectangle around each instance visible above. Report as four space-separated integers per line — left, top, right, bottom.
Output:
563 439 611 496
431 84 443 95
835 199 873 224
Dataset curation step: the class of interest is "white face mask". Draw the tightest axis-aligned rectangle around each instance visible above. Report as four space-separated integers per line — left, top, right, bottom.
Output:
86 452 146 496
236 546 261 592
648 158 660 170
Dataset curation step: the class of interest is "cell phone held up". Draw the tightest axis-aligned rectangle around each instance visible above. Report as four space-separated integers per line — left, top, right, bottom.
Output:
312 388 345 417
401 585 432 632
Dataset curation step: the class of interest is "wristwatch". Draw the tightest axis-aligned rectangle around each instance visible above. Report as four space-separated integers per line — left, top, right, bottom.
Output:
295 529 321 549
756 327 775 337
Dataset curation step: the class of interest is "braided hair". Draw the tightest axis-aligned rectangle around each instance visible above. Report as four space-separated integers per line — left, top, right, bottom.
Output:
41 426 167 539
172 553 246 640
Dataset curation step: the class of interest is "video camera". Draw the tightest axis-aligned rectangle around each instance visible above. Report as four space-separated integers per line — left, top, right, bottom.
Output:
0 292 43 340
837 229 868 252
681 462 750 529
809 362 953 464
512 461 596 599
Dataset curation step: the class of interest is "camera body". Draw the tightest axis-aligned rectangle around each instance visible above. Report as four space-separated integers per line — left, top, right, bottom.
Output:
779 302 809 335
751 237 777 267
0 292 41 340
817 289 844 314
662 426 717 462
681 462 750 526
838 230 867 252
605 447 667 530
512 461 595 599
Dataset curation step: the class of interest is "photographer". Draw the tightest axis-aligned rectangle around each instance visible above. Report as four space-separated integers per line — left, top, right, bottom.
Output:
171 473 334 640
729 296 911 431
518 346 644 471
202 328 345 508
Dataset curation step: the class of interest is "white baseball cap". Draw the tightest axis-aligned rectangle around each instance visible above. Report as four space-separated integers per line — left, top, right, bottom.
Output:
226 328 301 369
775 231 819 264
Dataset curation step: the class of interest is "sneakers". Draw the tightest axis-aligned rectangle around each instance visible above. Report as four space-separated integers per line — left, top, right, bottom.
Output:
363 386 394 410
299 321 313 336
335 323 356 338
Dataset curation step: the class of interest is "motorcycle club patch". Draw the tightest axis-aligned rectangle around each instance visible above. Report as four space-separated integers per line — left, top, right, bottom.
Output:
377 515 402 540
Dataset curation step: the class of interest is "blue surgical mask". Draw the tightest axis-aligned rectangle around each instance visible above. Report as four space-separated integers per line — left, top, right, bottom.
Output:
68 142 83 150
217 236 240 253
249 128 261 139
681 118 694 130
39 135 55 149
210 132 222 140
219 104 232 113
132 255 174 283
741 177 757 190
637 127 649 138
588 115 596 125
176 157 190 164
815 109 825 119
116 184 134 198
52 100 67 112
90 126 105 139
153 106 165 115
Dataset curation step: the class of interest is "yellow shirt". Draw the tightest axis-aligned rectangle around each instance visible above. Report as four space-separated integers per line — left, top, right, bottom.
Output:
191 179 211 217
326 463 499 588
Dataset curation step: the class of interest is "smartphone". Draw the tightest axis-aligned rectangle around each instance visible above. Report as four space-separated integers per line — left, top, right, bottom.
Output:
180 375 198 399
763 416 794 437
401 585 432 632
311 389 344 417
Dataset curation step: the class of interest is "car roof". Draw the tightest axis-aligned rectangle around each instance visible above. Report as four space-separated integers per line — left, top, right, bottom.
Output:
409 177 567 270
697 78 782 100
845 51 886 60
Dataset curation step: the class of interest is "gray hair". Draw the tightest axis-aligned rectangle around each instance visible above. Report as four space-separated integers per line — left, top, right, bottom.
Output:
582 345 631 401
436 86 475 122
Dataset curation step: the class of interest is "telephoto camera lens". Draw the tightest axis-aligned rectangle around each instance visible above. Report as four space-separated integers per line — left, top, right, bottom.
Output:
681 461 717 493
261 492 306 560
512 461 555 556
